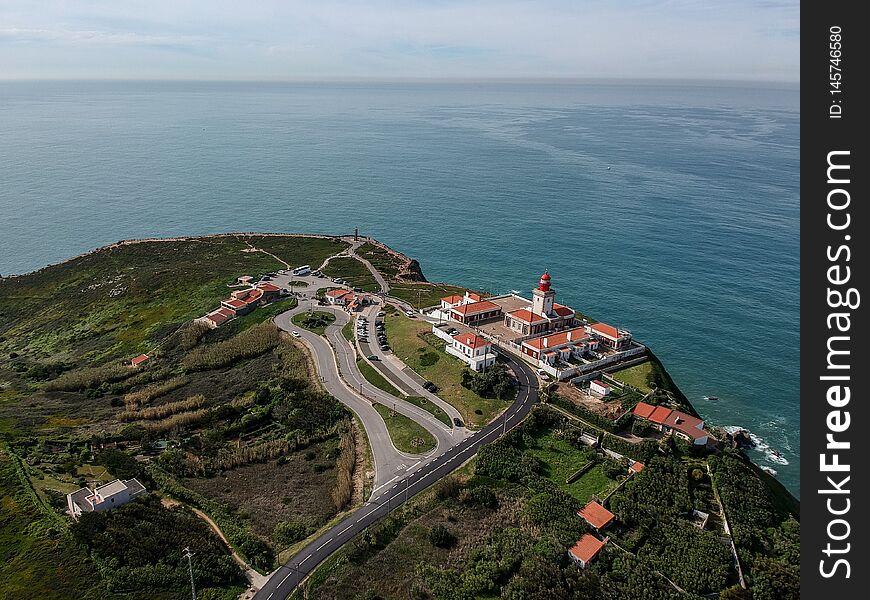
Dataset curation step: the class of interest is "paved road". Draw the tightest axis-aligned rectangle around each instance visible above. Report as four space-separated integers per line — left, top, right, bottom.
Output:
252 351 539 600
274 302 456 486
356 304 467 431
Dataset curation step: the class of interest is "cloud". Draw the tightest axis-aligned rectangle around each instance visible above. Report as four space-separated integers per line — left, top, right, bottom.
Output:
0 0 800 80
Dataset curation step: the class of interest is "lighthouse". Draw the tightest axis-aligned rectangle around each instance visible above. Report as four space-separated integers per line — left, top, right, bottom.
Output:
532 270 555 316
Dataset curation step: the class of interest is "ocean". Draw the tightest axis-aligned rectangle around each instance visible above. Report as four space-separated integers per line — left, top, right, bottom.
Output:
0 80 800 495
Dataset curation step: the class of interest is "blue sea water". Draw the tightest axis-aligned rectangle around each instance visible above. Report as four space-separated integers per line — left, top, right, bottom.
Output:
0 80 800 495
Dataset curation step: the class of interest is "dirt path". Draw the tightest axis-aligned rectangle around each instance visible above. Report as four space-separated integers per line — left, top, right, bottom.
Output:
161 498 268 594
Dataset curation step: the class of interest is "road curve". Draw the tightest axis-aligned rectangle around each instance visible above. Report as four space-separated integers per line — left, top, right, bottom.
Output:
253 348 539 600
274 302 454 486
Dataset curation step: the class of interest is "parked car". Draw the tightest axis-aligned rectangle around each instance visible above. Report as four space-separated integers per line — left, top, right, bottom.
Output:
423 381 438 392
377 311 386 317
453 417 464 428
353 287 363 293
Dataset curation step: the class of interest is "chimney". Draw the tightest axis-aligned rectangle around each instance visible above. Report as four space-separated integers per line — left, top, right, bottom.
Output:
543 337 549 347
567 331 572 341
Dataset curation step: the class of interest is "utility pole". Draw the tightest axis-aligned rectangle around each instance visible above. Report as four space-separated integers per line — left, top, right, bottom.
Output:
183 547 196 600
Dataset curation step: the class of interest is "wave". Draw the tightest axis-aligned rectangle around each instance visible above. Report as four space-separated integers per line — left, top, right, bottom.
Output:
721 425 789 466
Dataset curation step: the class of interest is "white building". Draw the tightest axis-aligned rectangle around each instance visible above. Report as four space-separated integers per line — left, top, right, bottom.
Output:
520 327 600 365
586 322 632 350
67 478 146 518
589 379 611 397
445 332 498 372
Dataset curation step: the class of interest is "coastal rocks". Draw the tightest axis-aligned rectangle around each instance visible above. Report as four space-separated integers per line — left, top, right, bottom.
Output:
399 259 427 282
728 429 756 450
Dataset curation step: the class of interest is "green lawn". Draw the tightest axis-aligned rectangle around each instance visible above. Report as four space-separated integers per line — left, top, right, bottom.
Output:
323 257 379 292
291 311 337 336
388 283 472 310
342 320 355 342
243 235 349 270
610 361 654 393
373 404 436 454
383 313 505 428
525 429 620 503
357 359 403 398
404 396 452 427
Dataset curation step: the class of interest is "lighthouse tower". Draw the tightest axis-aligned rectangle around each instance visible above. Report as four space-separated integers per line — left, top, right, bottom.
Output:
532 271 555 317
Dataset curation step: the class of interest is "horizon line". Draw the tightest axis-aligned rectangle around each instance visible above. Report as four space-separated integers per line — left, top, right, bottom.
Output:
0 75 800 86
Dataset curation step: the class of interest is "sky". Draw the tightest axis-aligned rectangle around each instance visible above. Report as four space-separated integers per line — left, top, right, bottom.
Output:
0 0 799 81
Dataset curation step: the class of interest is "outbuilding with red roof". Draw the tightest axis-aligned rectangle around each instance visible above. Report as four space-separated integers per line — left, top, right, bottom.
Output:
577 501 615 531
568 534 608 568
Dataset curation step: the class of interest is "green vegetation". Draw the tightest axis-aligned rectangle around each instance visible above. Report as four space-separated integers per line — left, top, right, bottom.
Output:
0 235 330 363
182 322 281 370
388 282 470 309
403 396 452 427
710 453 800 600
0 446 116 600
291 311 337 336
71 495 244 594
356 242 404 279
610 361 656 393
0 236 374 596
322 257 379 292
373 404 436 454
341 319 354 342
384 312 505 427
460 363 516 400
242 235 349 271
356 358 403 398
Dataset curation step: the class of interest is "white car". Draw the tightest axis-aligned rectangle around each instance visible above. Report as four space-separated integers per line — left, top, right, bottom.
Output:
291 331 302 338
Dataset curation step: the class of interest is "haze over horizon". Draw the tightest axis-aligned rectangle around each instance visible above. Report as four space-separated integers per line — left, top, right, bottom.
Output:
1 0 799 82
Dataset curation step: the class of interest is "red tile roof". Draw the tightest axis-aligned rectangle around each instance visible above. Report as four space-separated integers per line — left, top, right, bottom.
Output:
633 403 705 440
508 309 547 324
663 410 705 439
522 327 593 350
629 461 645 474
466 292 482 302
588 322 629 340
131 354 149 367
577 501 614 530
223 299 247 309
568 534 607 564
553 304 575 317
650 406 674 423
592 379 610 389
441 295 463 304
451 300 500 315
633 402 656 419
244 289 264 304
256 282 281 293
206 309 234 325
453 333 491 349
326 288 352 298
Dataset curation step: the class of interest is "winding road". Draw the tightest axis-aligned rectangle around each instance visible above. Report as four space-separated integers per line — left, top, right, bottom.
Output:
249 243 539 599
257 306 539 600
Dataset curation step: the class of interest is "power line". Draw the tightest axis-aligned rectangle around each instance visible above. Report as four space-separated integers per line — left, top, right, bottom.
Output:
183 547 196 600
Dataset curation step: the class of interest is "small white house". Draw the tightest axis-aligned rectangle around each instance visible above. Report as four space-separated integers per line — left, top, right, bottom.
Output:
445 332 498 372
67 478 146 518
589 380 611 397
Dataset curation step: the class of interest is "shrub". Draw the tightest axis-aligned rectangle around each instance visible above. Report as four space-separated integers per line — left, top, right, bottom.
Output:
273 520 310 546
120 394 206 421
429 525 456 548
182 322 281 371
